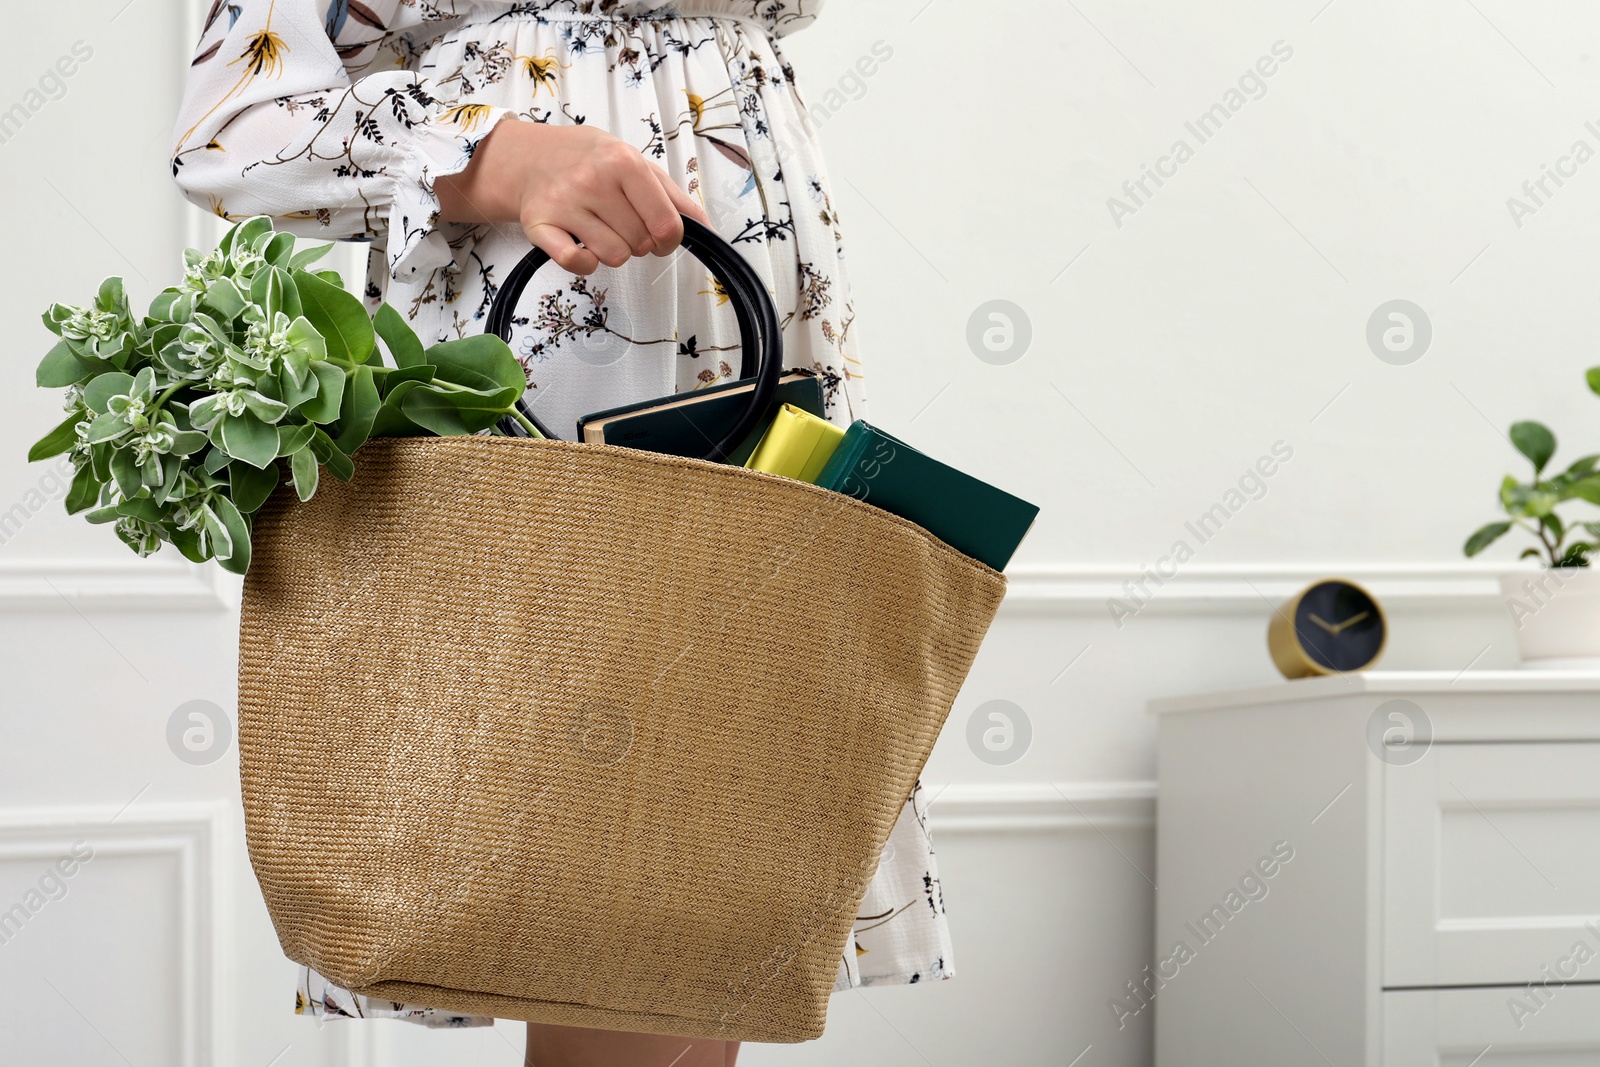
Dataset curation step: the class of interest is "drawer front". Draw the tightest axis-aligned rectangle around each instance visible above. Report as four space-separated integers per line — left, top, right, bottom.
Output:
1385 742 1600 988
1385 987 1600 1063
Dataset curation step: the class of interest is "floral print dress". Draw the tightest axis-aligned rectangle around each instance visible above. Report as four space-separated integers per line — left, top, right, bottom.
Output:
173 0 954 1028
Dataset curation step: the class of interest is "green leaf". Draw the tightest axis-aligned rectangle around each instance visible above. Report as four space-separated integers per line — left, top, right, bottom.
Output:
249 266 285 319
202 277 247 321
1560 543 1595 567
290 446 319 501
217 412 280 469
292 268 374 365
152 455 183 504
425 335 526 395
201 445 231 475
308 427 355 482
116 497 166 522
298 361 346 423
375 303 426 368
139 453 164 489
239 390 291 424
1510 421 1557 474
1588 366 1600 397
200 505 232 561
95 276 126 314
109 448 142 498
402 383 516 435
88 442 112 482
263 231 297 268
289 242 335 270
28 412 86 461
335 365 379 454
381 364 437 389
228 459 280 514
170 524 209 563
276 421 316 457
1566 476 1600 506
275 266 303 319
148 290 181 322
85 413 132 444
1567 454 1600 477
82 372 135 414
279 362 320 413
367 379 429 438
169 429 208 456
64 466 100 514
211 495 252 575
229 216 272 255
36 340 104 387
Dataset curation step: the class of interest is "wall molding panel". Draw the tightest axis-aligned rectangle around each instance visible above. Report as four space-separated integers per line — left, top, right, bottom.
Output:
0 802 226 1067
927 781 1157 834
0 559 225 612
1001 562 1518 616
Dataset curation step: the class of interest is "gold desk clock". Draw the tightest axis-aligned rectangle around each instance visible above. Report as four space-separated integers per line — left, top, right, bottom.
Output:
1267 578 1388 679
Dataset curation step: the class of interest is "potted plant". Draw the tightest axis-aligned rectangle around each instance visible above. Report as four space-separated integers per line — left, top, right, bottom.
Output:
1464 419 1600 666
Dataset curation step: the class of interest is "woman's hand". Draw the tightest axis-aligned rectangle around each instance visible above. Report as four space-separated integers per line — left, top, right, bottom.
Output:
435 119 711 276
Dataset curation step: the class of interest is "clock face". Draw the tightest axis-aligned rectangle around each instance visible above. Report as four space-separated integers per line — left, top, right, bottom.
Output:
1294 581 1385 672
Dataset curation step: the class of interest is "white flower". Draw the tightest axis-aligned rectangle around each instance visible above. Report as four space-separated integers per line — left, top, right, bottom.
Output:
244 310 294 365
60 306 120 342
132 427 176 466
114 517 162 558
228 242 266 277
180 249 228 294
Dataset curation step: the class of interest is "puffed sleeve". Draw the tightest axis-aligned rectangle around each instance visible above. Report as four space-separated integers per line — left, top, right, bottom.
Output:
171 0 516 283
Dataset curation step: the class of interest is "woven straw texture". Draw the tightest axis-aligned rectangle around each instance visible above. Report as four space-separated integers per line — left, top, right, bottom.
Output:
237 436 1006 1042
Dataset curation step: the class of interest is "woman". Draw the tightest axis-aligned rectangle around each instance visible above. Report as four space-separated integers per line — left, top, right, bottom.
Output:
173 2 952 1062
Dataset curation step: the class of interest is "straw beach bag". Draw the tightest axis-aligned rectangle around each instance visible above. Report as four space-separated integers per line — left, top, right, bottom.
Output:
236 220 1008 1042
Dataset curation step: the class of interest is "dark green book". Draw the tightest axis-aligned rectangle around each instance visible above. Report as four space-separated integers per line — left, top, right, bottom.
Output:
577 370 825 465
814 421 1038 571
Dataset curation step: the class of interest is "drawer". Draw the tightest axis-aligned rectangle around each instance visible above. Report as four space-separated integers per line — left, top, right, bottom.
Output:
1384 742 1600 988
1385 986 1600 1063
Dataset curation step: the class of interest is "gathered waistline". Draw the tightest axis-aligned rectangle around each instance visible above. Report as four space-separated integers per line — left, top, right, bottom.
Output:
458 9 776 31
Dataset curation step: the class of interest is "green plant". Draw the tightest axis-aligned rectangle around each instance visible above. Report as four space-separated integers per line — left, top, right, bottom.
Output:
1463 421 1600 567
27 216 539 574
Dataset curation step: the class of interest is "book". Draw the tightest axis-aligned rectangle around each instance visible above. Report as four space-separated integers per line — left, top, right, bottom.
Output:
814 421 1038 571
577 370 825 465
744 403 847 482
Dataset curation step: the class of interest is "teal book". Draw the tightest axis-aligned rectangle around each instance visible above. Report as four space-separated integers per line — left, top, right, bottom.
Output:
814 421 1038 571
577 370 825 465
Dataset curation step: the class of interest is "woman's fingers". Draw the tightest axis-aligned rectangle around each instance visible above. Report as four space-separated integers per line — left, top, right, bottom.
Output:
653 166 712 228
567 209 636 270
618 163 687 255
524 221 599 276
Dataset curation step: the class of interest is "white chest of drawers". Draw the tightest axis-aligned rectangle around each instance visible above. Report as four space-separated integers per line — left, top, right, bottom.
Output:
1149 672 1600 1066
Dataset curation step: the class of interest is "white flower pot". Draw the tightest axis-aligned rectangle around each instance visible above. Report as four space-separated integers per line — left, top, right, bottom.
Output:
1499 569 1600 667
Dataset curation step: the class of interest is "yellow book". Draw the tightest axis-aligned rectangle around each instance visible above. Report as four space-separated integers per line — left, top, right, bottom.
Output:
744 403 846 482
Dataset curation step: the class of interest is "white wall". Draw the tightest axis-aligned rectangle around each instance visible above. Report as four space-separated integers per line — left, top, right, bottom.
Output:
3 1 1593 1064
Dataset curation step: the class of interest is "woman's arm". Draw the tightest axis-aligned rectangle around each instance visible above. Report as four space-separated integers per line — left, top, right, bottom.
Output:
171 0 512 284
172 1 705 283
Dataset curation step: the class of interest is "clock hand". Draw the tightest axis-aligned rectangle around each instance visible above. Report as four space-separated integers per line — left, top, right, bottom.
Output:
1330 610 1370 634
1307 613 1339 634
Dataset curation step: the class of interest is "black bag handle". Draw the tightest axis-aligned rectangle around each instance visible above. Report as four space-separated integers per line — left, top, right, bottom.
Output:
489 216 783 463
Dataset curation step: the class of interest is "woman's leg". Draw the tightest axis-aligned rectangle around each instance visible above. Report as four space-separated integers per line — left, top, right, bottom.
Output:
524 1022 737 1066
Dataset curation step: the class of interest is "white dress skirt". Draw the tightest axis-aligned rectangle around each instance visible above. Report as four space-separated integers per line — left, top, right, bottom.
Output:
173 0 954 1027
